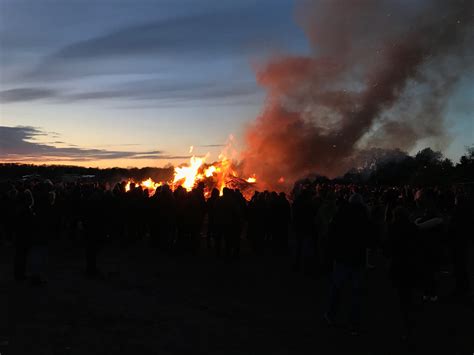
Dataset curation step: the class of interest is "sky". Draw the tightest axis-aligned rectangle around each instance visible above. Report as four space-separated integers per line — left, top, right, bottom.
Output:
0 0 472 169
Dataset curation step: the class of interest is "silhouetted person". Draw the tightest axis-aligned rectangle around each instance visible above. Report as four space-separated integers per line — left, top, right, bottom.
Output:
232 189 246 258
449 194 472 299
102 189 116 243
325 193 370 335
415 189 444 302
174 186 187 253
149 189 162 248
13 190 35 281
124 183 143 244
315 189 337 274
156 184 177 252
31 183 58 285
292 189 315 272
186 187 206 254
206 188 220 250
83 187 106 279
215 188 243 259
1 184 17 246
387 206 421 340
248 192 265 256
273 192 291 255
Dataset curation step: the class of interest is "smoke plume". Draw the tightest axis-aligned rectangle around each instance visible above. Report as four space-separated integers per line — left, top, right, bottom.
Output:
241 0 473 190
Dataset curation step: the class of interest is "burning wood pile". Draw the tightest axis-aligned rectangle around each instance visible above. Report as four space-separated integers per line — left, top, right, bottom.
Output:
124 150 258 199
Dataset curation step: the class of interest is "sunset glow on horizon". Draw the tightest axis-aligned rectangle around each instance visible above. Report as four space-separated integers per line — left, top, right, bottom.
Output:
1 0 472 172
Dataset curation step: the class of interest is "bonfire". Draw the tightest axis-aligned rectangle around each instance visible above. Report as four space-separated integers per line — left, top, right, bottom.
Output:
124 142 259 199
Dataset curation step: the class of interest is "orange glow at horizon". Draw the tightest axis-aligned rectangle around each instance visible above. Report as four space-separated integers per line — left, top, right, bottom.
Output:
0 157 190 170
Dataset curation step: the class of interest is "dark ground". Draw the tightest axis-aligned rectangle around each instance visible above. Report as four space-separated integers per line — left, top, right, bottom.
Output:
2 238 473 355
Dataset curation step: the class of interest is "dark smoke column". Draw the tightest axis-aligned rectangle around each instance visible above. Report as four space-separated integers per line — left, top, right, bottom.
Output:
241 0 473 191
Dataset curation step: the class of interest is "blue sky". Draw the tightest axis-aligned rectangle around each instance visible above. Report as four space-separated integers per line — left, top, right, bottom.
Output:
0 0 472 168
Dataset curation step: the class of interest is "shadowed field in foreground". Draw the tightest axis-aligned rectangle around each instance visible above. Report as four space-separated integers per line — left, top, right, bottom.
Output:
2 240 474 355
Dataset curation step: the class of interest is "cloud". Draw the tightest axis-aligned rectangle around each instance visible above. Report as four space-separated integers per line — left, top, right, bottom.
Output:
128 154 189 160
41 7 290 62
65 79 259 103
2 3 294 105
21 3 298 82
0 125 185 162
198 144 225 148
0 78 260 105
0 88 57 103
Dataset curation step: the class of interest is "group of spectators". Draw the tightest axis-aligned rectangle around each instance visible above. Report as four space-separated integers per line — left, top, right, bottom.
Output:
0 178 472 339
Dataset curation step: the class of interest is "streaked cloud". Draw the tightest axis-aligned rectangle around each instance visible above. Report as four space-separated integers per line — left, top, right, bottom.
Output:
198 144 225 148
0 126 188 162
25 3 297 80
0 88 58 103
0 78 260 105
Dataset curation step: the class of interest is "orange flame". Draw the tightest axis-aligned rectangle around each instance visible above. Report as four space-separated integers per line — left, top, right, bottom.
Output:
140 178 162 196
123 138 259 199
246 175 257 183
173 155 206 191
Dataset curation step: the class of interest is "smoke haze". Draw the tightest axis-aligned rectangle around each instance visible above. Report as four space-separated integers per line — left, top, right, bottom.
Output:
241 0 473 190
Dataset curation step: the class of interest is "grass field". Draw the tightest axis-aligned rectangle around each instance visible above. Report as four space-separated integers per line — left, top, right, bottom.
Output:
2 238 474 355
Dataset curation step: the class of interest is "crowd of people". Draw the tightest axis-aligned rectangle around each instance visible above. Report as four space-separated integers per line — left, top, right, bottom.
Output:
0 178 472 340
